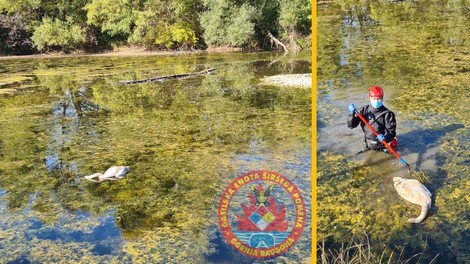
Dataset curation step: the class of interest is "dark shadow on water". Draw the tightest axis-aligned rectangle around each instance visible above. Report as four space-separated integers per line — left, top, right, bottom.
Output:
28 219 44 230
32 220 123 257
6 258 32 264
35 229 60 240
317 118 326 130
397 124 465 167
91 244 114 255
34 222 121 243
426 235 459 263
385 124 465 263
398 123 465 206
206 231 236 264
357 123 466 187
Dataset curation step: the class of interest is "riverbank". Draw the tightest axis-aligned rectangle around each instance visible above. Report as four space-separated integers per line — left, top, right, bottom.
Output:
0 46 250 60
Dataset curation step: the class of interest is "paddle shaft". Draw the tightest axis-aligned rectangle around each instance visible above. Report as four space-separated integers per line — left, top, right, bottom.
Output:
354 110 411 168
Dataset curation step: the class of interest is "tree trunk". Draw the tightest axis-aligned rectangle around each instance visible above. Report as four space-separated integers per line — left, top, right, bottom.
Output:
267 31 288 53
287 27 301 52
119 68 216 84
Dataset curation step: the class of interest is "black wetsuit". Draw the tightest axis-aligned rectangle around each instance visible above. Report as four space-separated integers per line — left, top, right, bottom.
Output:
347 104 396 150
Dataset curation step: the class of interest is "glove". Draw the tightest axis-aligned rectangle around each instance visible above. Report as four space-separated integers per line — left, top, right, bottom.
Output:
348 103 356 114
377 134 385 142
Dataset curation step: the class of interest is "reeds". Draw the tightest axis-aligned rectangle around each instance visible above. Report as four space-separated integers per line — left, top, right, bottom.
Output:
317 234 440 264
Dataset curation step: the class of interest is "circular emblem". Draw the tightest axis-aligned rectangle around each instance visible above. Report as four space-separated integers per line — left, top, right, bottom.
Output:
218 170 306 258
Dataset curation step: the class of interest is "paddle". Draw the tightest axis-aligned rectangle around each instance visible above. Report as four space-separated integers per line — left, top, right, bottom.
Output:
354 109 428 182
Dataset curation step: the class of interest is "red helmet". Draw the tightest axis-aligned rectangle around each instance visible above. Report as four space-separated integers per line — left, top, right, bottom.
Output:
369 85 384 98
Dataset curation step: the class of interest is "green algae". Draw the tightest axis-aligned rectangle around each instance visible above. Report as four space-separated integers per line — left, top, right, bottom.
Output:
317 151 448 262
0 52 311 262
0 75 34 86
318 0 469 262
0 88 17 95
317 152 408 243
430 129 470 263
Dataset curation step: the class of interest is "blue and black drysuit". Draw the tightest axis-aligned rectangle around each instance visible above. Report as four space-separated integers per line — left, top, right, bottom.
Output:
347 104 397 150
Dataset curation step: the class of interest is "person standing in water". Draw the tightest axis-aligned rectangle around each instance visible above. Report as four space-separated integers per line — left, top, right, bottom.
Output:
347 85 397 152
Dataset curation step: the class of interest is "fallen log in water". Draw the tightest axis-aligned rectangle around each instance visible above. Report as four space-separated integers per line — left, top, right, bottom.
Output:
119 68 216 84
267 31 288 53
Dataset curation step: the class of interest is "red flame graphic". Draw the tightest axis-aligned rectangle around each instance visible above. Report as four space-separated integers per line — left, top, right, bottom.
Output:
236 184 288 232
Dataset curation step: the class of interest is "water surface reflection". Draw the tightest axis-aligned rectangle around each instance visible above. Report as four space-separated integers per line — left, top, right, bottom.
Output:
0 52 311 263
318 1 469 263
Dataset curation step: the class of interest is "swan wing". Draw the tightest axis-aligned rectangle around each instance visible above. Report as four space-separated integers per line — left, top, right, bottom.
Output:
103 166 119 177
115 166 130 177
103 166 130 178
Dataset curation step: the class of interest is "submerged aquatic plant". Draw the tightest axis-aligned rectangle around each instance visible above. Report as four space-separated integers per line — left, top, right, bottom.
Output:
316 151 452 262
317 0 469 262
0 53 312 263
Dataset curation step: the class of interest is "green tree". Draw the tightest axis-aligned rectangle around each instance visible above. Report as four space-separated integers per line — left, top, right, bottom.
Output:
249 0 281 38
84 0 136 37
200 0 311 50
0 0 311 53
0 0 41 14
129 0 202 49
200 0 256 47
279 0 311 50
1 0 90 53
31 16 86 51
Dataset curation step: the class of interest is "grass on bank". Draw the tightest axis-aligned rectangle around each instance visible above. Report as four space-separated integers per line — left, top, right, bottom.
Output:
318 234 440 264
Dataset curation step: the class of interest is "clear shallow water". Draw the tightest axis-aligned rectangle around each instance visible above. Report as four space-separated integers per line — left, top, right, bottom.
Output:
318 1 469 263
0 52 311 263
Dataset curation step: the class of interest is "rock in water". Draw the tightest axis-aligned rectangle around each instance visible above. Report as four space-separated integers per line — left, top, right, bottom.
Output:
393 177 432 223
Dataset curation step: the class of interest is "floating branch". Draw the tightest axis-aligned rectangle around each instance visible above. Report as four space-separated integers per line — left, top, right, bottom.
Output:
119 68 216 84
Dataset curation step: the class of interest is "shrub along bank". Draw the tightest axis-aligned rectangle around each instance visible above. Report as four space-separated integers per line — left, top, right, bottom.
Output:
0 0 311 55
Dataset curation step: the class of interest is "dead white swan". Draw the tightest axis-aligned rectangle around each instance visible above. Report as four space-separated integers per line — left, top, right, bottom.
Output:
84 166 130 183
393 177 432 223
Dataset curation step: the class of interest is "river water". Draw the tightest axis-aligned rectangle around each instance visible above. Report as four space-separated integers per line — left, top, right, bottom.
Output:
0 52 312 263
318 1 469 263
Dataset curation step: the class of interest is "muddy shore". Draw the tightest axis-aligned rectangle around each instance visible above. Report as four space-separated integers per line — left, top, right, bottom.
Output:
0 46 247 60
